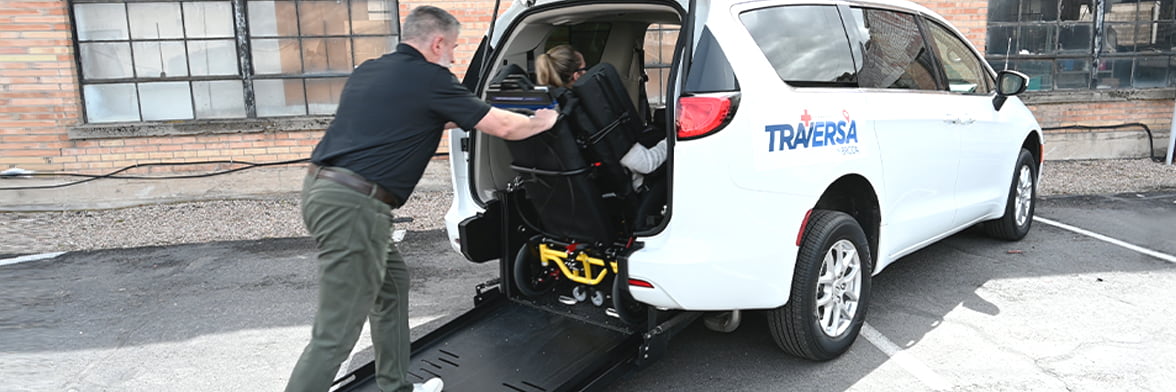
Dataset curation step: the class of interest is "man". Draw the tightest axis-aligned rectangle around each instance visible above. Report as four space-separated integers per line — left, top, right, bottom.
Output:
286 6 557 392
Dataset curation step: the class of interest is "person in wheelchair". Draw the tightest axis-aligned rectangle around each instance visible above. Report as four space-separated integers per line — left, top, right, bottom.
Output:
535 45 667 194
535 44 587 89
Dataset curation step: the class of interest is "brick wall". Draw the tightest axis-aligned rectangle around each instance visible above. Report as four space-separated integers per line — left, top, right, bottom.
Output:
915 0 990 52
398 0 508 80
58 132 323 173
0 0 79 173
0 0 490 176
1028 101 1174 130
916 0 1173 158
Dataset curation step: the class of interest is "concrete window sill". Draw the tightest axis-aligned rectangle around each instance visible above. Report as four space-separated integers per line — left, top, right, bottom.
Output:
1021 88 1176 105
69 116 334 140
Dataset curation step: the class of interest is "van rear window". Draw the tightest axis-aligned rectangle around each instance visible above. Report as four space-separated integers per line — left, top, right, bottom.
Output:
740 5 857 87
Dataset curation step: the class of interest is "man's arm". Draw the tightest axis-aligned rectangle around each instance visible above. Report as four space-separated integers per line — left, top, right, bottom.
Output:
474 107 557 141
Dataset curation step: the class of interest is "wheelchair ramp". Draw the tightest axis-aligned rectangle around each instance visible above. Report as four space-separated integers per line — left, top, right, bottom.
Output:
330 293 643 392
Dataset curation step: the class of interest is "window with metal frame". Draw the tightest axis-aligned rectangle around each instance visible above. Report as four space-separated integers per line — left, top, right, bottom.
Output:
70 0 399 124
986 0 1175 91
643 23 679 107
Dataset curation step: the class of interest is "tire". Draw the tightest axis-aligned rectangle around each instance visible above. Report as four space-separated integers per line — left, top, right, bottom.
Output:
984 148 1037 241
768 210 872 361
513 237 557 297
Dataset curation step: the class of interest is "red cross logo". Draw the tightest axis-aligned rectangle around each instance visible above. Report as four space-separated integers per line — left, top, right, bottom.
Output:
800 109 811 127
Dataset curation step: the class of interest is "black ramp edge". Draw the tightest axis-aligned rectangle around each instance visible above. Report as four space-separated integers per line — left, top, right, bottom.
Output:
335 299 640 392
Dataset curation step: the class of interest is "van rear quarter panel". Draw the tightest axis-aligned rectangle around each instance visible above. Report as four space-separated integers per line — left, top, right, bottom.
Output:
628 2 888 311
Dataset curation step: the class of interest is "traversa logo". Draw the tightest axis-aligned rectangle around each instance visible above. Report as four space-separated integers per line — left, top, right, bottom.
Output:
764 109 859 152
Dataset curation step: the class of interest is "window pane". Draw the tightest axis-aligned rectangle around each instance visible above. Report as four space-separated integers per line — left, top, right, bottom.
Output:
927 22 991 94
1059 0 1092 21
1137 23 1175 53
353 36 393 66
1105 0 1140 23
138 82 193 120
188 39 239 76
645 25 679 66
84 84 139 123
1055 59 1090 88
1133 56 1169 88
1059 24 1092 53
1096 58 1132 88
249 1 299 37
1161 0 1176 21
300 0 350 36
1104 23 1138 53
128 2 184 39
183 1 235 38
193 80 246 118
1008 59 1054 90
1020 25 1056 54
1024 0 1059 21
741 6 856 86
306 77 346 115
303 38 352 73
1171 57 1176 86
252 38 303 75
987 25 1016 55
80 42 133 80
133 41 188 78
74 4 129 41
254 79 306 116
988 0 1019 22
352 0 395 35
645 67 667 107
851 8 940 90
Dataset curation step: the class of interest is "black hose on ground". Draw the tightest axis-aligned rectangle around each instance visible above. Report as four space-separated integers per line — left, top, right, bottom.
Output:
0 152 451 191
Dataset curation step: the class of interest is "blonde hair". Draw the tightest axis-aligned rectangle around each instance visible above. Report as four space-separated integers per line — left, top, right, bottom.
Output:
535 44 582 88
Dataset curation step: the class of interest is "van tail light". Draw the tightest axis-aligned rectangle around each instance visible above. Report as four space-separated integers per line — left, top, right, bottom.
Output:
628 279 654 289
677 93 739 140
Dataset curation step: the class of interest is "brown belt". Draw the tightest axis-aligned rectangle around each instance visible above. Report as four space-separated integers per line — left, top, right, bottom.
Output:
308 163 401 208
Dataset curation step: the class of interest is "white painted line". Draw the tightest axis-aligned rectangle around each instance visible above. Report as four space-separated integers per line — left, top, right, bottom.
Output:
861 323 952 391
1035 217 1176 264
0 251 65 267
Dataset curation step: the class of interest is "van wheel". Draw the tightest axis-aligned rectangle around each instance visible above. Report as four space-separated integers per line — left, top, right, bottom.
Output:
984 148 1037 241
513 237 557 297
768 210 872 361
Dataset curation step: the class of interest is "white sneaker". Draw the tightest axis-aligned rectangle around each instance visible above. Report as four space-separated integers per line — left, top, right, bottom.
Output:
412 377 443 392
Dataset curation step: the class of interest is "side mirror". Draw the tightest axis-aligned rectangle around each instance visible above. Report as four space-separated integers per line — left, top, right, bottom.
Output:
993 70 1029 111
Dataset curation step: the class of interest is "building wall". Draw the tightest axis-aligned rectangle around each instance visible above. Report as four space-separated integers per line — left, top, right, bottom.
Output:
914 0 1173 158
1 0 1172 177
0 0 79 172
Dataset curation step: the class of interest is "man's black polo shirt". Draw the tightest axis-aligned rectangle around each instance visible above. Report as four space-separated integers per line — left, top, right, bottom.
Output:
310 43 491 204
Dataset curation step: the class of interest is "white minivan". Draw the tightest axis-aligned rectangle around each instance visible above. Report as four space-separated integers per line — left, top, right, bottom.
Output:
445 0 1043 361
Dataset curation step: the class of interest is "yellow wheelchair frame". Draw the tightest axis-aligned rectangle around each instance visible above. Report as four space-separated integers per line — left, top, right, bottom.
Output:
537 243 619 286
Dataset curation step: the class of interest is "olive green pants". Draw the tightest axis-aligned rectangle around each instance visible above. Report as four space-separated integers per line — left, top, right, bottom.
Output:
285 171 411 392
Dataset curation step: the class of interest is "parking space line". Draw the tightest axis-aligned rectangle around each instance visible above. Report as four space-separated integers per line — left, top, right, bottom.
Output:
0 252 65 267
1035 217 1176 264
861 323 952 391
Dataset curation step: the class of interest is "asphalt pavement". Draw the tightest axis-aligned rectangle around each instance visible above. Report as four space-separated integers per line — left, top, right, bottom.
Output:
2 192 1175 391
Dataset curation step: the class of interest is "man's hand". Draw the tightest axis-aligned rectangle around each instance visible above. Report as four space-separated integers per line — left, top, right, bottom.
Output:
532 108 558 133
476 107 559 141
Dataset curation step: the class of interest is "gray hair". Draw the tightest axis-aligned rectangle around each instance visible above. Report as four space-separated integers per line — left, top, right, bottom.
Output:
401 6 461 43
